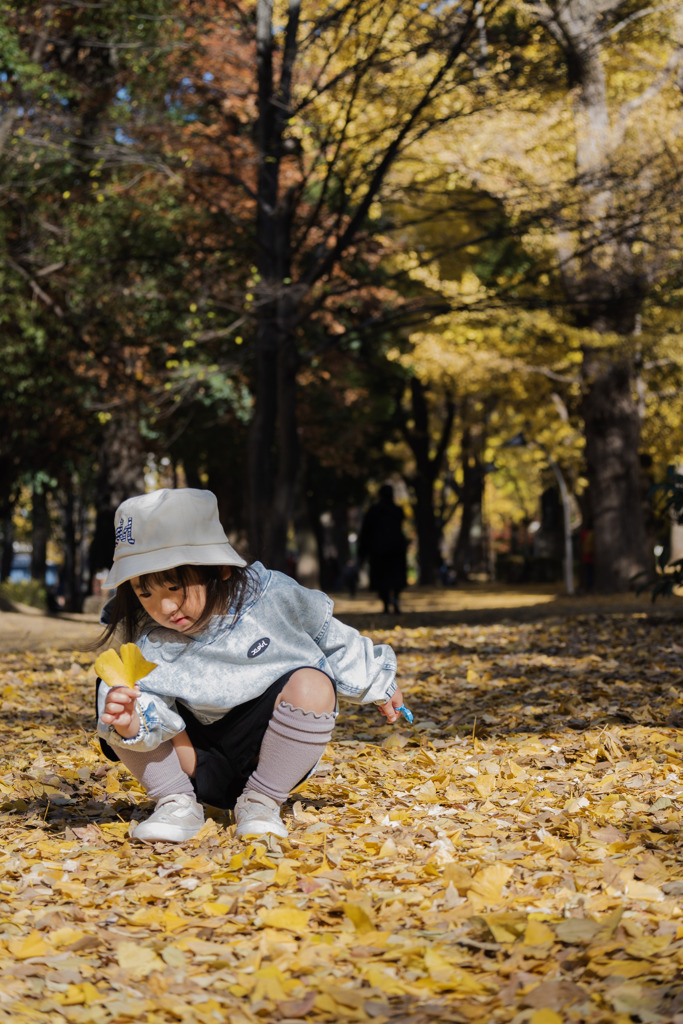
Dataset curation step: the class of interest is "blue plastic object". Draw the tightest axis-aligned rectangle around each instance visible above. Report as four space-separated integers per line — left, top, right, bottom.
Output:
397 704 414 724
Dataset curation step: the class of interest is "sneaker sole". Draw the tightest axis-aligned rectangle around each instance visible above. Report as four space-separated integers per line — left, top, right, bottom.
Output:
132 824 203 842
235 821 288 839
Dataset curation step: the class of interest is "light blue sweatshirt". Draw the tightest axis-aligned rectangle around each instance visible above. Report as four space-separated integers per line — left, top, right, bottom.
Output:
97 562 397 752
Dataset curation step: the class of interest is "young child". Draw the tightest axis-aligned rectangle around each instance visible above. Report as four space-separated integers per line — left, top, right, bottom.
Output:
96 487 404 843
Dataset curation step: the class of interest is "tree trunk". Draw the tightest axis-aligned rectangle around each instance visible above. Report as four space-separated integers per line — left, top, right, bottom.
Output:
247 310 299 571
271 326 300 570
404 379 456 585
531 1 653 591
0 503 13 582
413 474 440 587
30 485 49 583
61 483 80 613
88 418 147 585
247 1 300 569
247 324 277 562
581 348 650 590
451 427 485 579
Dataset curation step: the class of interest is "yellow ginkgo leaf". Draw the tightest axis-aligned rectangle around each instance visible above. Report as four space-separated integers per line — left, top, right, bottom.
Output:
469 863 513 903
342 902 375 935
116 941 165 979
530 1011 563 1024
94 643 157 688
8 931 53 960
259 907 311 932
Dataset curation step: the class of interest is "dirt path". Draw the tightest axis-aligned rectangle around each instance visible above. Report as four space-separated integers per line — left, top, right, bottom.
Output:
1 581 680 653
0 606 102 653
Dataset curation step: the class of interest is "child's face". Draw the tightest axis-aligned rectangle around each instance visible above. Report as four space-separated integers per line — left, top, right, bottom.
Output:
130 575 208 634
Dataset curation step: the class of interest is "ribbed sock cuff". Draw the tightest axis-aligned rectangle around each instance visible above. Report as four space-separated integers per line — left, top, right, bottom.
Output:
246 701 336 804
268 701 336 742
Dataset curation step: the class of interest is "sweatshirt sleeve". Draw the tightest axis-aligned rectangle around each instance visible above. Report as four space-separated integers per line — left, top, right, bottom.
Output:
317 614 398 705
274 570 398 704
96 679 187 751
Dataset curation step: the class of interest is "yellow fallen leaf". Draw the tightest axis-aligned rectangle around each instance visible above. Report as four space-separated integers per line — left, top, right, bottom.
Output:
342 902 376 935
625 934 672 957
259 907 311 932
413 779 439 802
378 836 398 858
423 951 490 994
623 878 664 902
316 984 367 1009
530 1011 563 1024
473 773 497 798
363 966 408 995
273 858 298 885
524 919 556 947
105 773 121 794
130 906 189 932
8 931 53 960
49 926 88 949
58 982 102 1007
202 902 233 917
469 863 513 902
94 644 157 688
483 912 526 943
591 959 654 979
116 941 165 979
424 948 456 980
251 965 296 1002
161 946 187 968
442 862 474 893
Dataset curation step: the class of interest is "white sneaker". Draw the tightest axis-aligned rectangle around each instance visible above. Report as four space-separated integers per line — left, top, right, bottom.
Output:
234 790 287 839
132 793 204 842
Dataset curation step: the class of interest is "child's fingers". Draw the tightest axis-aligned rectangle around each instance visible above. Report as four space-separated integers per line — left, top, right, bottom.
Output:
103 686 139 716
378 699 401 723
106 685 139 703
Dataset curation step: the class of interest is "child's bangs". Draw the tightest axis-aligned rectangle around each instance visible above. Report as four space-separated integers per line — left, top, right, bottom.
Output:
137 565 207 590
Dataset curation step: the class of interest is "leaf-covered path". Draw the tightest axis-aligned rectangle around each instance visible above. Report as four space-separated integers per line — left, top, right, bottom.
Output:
1 604 682 1023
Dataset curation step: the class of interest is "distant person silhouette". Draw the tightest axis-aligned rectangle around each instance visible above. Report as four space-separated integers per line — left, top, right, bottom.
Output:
358 484 407 614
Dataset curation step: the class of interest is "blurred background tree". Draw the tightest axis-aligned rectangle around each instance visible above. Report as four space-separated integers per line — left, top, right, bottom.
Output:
1 0 681 604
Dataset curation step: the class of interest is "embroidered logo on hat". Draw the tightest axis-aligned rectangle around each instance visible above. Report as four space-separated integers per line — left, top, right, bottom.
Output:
115 516 135 547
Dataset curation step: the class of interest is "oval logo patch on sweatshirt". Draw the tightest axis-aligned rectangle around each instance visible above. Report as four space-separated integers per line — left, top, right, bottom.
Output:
247 637 271 659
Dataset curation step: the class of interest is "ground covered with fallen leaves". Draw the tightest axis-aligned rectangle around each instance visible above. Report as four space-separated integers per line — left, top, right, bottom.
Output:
1 611 683 1024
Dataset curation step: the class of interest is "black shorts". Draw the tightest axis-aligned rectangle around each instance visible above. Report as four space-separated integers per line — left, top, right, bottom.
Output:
97 669 336 810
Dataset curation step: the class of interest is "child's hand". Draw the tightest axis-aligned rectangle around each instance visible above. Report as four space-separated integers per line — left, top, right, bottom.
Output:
101 685 141 738
378 688 406 725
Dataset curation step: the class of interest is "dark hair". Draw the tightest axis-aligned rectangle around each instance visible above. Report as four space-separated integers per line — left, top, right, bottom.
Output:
96 563 258 647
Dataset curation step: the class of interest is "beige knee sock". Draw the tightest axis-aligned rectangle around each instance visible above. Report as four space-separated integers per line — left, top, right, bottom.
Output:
113 740 195 801
245 701 336 804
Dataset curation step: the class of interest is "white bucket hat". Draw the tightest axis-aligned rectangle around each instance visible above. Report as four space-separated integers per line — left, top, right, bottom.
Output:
104 488 247 589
